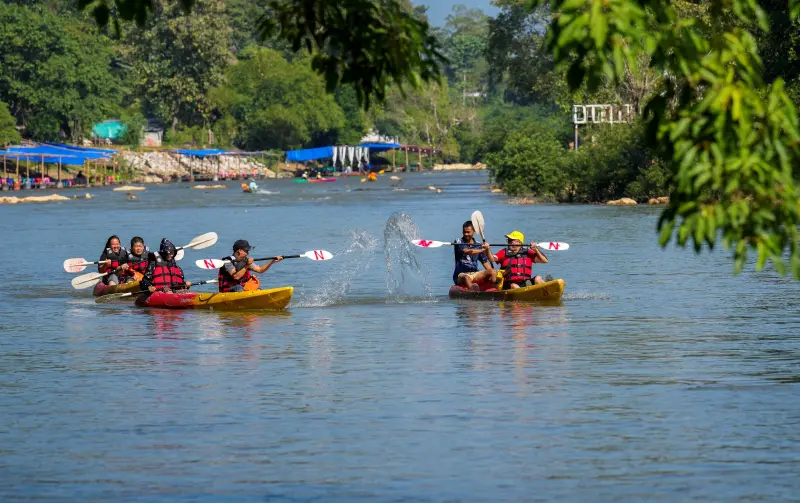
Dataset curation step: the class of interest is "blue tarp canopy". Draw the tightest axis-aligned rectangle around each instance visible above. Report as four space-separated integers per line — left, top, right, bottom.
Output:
286 146 334 162
171 148 228 158
48 143 118 155
360 142 401 152
0 145 113 166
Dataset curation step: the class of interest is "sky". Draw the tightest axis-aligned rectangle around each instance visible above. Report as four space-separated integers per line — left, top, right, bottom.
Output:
416 0 499 26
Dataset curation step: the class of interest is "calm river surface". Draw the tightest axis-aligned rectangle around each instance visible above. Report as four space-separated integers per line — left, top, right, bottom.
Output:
1 171 799 502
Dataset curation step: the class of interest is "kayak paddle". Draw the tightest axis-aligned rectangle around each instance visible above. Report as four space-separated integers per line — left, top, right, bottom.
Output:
411 240 570 251
95 279 219 303
193 250 334 270
71 271 109 289
174 232 218 261
63 258 111 273
471 210 486 243
64 232 218 272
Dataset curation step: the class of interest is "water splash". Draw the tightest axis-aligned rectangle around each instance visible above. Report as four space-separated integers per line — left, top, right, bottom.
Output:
256 189 280 195
293 229 379 308
383 213 434 300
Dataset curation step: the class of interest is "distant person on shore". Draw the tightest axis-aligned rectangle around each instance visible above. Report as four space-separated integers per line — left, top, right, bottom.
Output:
316 171 323 179
217 240 283 293
485 231 548 289
453 221 494 291
345 164 352 175
122 236 149 283
98 235 129 286
142 239 191 293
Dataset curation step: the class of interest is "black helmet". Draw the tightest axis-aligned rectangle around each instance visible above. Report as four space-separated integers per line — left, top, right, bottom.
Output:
159 238 176 257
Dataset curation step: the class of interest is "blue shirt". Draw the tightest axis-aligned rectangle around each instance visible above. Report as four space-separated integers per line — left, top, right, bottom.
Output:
453 238 488 283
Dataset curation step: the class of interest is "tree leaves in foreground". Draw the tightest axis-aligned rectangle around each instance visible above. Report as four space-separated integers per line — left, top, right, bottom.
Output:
79 0 446 109
529 0 800 277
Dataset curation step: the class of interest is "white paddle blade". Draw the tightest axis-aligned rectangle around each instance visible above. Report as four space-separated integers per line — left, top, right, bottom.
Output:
63 258 89 273
411 239 448 248
471 210 486 242
195 258 227 270
184 232 218 250
175 249 185 261
536 242 570 251
301 250 334 261
71 272 105 289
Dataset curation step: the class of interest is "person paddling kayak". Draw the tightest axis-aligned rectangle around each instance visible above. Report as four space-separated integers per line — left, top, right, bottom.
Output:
141 238 192 293
453 221 495 291
217 239 283 293
121 236 149 283
485 231 548 289
98 235 129 286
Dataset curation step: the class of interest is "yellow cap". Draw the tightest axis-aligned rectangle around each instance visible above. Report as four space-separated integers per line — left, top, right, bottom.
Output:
505 230 525 242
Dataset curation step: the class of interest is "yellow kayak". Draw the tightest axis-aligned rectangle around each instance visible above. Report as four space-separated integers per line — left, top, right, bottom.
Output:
135 286 294 311
449 279 565 302
93 280 142 297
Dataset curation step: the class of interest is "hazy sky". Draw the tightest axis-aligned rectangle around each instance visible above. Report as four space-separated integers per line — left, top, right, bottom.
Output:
416 0 499 26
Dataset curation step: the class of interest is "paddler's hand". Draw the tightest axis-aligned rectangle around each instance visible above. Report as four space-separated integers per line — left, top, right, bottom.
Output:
274 256 283 262
185 281 192 288
120 263 129 270
246 257 254 266
148 286 157 293
482 242 490 251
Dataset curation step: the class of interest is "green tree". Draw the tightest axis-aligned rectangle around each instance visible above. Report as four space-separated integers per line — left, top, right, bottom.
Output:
0 3 122 142
486 130 567 198
80 0 446 109
0 100 20 146
121 0 232 131
210 48 345 150
529 0 800 277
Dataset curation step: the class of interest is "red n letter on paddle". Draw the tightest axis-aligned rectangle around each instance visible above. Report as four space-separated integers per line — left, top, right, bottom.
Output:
419 240 432 247
313 250 324 260
203 260 216 269
549 242 559 250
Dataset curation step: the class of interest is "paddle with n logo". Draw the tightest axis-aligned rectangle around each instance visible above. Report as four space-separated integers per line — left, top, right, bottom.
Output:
68 232 219 289
194 250 334 270
412 240 569 250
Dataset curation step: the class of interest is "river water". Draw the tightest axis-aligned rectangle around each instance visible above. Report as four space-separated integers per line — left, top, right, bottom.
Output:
1 171 799 502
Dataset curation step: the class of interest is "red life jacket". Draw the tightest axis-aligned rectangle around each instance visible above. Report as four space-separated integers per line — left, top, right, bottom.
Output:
125 250 149 280
217 256 252 292
150 255 185 289
500 248 534 284
103 247 127 270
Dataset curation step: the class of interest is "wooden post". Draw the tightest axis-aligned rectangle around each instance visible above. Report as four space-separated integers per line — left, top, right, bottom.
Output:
405 148 409 170
58 157 62 187
392 148 395 170
418 149 422 170
2 155 5 184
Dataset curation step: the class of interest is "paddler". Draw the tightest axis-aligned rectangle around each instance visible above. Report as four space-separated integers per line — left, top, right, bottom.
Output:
217 239 283 293
141 238 192 293
98 235 129 286
453 221 495 291
485 230 548 289
121 236 149 283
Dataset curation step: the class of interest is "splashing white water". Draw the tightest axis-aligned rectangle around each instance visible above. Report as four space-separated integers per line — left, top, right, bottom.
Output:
383 213 434 300
293 229 379 308
256 189 280 195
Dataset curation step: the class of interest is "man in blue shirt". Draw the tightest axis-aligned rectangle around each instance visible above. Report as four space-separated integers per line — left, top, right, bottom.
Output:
453 220 495 291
